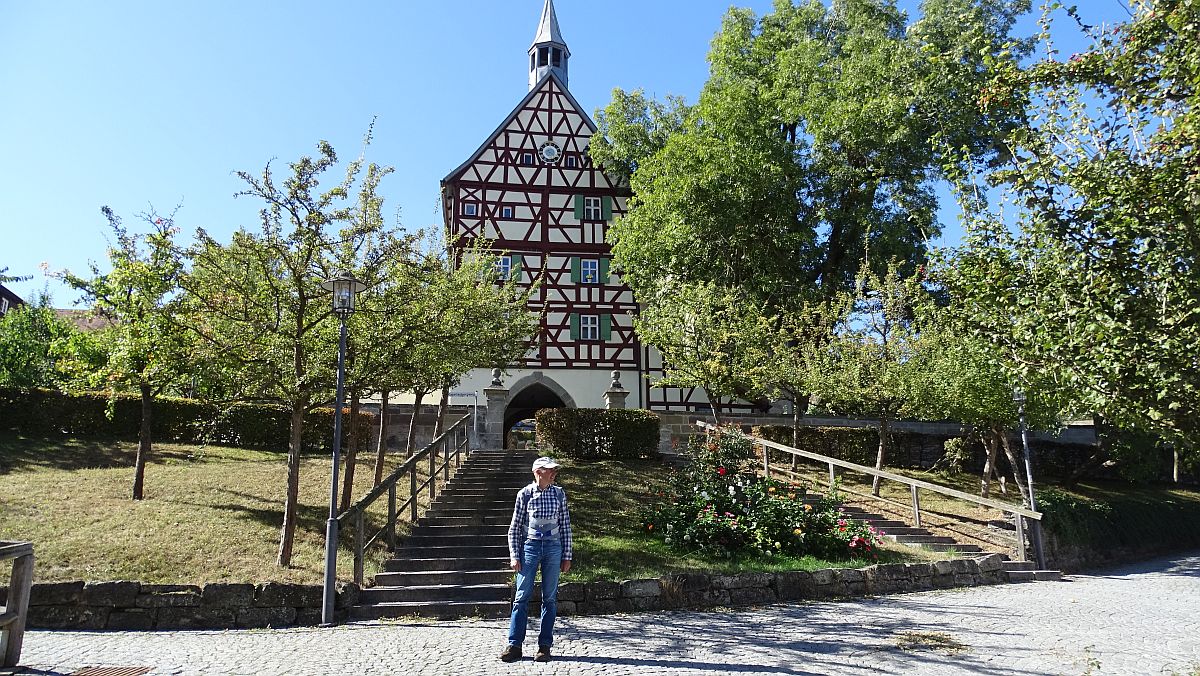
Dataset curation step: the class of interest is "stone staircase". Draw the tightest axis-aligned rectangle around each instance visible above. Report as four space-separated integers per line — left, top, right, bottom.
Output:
838 504 1064 582
350 449 536 621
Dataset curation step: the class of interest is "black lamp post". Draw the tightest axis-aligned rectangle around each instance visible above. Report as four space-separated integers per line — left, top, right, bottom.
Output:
1013 387 1046 568
320 271 365 626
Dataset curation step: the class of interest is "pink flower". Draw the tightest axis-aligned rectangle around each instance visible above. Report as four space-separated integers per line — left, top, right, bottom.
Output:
717 466 727 476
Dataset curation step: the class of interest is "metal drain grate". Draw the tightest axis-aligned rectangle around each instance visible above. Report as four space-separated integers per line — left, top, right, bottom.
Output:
69 668 152 676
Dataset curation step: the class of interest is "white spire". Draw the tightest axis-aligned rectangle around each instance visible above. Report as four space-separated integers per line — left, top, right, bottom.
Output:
528 0 570 90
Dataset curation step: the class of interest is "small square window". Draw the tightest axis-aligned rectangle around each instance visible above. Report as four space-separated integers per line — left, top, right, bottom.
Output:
580 314 599 341
583 196 602 221
501 206 514 219
496 255 512 281
522 152 535 165
0 298 8 313
463 202 478 217
565 155 577 168
581 258 599 284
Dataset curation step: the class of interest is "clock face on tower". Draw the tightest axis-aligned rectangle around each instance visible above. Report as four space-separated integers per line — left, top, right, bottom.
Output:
539 141 562 164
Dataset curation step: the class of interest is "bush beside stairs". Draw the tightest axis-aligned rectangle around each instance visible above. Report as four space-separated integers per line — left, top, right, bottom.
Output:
837 504 1064 582
351 449 538 621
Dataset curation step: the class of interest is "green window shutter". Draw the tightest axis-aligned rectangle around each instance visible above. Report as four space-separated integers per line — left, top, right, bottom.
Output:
570 256 581 283
599 257 610 284
601 196 613 221
600 314 612 341
569 313 580 340
511 254 522 280
574 195 585 220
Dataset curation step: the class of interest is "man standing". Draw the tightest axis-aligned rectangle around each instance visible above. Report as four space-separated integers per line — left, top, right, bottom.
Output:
500 456 573 663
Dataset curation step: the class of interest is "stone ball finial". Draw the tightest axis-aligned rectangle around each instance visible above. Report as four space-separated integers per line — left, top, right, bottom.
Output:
491 368 503 387
610 370 623 389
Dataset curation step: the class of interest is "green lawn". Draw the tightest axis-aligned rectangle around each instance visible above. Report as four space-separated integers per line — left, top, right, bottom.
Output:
1 434 934 585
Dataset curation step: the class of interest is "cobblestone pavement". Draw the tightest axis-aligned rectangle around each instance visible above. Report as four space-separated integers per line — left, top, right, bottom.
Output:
9 551 1200 676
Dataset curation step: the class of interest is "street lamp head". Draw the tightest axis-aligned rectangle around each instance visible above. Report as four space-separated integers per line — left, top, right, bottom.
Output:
1012 387 1026 404
320 271 367 316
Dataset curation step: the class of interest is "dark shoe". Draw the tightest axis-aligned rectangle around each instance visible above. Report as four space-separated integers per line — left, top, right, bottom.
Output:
500 645 522 662
535 646 551 662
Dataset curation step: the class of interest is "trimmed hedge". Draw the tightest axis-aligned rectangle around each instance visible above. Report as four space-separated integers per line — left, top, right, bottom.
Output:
536 408 659 460
0 388 376 451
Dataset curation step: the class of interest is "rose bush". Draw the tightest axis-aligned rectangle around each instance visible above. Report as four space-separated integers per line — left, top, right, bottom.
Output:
645 426 883 560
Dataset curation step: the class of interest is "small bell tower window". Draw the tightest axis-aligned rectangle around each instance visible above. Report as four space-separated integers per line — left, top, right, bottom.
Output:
538 47 549 67
552 48 561 67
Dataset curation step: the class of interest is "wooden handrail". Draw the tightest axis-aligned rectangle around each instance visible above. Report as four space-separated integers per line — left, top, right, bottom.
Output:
696 421 1041 520
334 413 472 584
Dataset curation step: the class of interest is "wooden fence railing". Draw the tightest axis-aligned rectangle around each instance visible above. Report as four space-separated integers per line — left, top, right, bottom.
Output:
1 540 33 668
336 413 471 584
696 421 1045 565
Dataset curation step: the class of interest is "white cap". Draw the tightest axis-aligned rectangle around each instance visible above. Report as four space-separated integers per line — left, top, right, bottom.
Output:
532 456 561 471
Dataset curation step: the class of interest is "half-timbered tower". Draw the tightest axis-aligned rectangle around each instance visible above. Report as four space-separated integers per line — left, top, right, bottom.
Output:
441 0 641 418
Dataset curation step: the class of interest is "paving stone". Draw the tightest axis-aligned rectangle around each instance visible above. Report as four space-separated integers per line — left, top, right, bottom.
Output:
15 550 1200 676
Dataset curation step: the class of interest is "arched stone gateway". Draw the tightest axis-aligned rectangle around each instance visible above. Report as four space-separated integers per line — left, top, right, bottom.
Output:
502 373 576 448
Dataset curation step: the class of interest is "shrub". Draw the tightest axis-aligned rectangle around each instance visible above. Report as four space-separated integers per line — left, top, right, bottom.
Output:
645 426 884 560
0 387 375 451
1039 488 1200 553
536 408 659 460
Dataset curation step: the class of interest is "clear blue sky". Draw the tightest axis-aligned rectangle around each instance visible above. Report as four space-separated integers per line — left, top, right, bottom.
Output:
0 1 1132 306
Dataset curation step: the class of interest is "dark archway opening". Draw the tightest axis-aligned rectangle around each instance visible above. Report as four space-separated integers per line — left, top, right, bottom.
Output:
504 383 567 449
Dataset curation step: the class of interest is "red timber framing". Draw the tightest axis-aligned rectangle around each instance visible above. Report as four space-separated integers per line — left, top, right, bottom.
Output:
441 73 640 373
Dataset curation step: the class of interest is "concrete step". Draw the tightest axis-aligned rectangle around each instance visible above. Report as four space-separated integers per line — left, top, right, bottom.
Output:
350 600 511 621
360 583 511 604
1006 569 1063 582
373 569 513 587
889 535 957 545
383 557 510 572
1001 560 1038 571
399 534 508 548
911 543 984 553
411 525 509 536
419 516 513 527
397 544 510 559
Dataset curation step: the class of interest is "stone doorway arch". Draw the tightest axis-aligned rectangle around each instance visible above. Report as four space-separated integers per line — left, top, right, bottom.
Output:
503 373 576 448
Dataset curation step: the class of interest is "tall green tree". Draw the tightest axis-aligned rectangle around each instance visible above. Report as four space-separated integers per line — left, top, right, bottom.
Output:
57 207 189 500
594 0 1030 310
946 0 1200 475
182 139 399 567
804 264 936 495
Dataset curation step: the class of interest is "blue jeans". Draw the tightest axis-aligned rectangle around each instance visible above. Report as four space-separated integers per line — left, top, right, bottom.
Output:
507 537 562 648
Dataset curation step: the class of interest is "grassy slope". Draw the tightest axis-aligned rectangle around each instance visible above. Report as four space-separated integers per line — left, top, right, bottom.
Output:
0 433 431 584
2 435 930 585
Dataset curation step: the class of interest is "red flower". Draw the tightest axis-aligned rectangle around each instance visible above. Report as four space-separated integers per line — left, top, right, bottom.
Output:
717 466 727 476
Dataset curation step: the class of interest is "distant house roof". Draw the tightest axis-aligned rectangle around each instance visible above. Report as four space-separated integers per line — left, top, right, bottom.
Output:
53 309 113 333
0 284 24 316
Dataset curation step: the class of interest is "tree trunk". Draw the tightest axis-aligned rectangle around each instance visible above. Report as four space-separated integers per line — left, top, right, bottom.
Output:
132 382 153 501
872 416 889 497
405 391 426 458
432 380 451 439
1065 414 1109 487
277 402 306 567
1174 446 1182 484
980 433 996 499
790 391 809 472
339 390 361 514
373 390 389 486
999 432 1031 507
707 389 724 425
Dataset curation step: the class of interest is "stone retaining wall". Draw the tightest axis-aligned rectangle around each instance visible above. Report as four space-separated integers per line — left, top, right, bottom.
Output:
538 555 1009 616
0 581 360 631
5 556 1008 630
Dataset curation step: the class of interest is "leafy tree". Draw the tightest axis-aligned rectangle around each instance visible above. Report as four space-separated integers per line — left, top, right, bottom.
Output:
57 207 189 500
181 139 398 567
595 0 1030 310
945 0 1200 477
803 264 935 495
634 281 783 423
0 293 76 389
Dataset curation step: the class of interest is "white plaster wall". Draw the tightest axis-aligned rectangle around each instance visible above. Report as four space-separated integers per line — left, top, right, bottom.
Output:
457 366 643 410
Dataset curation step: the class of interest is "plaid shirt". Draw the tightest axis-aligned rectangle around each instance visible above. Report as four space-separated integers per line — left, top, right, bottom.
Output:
508 482 573 562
